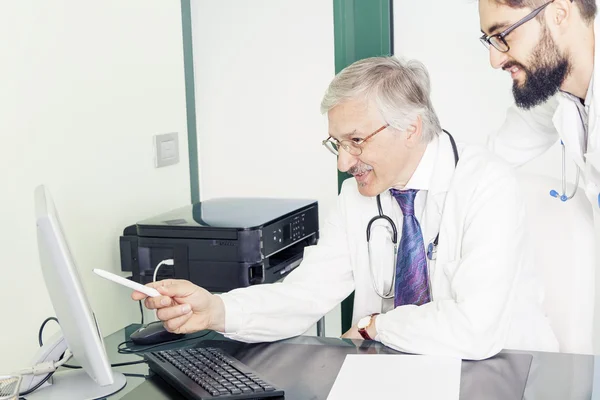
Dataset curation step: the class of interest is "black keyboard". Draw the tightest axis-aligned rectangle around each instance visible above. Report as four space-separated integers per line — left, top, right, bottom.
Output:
145 347 285 399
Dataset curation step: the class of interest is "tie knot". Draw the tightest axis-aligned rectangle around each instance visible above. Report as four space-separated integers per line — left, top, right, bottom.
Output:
390 189 418 216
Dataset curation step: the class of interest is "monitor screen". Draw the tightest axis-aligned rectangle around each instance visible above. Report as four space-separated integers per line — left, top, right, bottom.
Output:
34 185 114 385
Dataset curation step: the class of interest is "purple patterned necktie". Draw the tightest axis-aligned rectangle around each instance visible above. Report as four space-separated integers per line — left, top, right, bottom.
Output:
390 189 431 307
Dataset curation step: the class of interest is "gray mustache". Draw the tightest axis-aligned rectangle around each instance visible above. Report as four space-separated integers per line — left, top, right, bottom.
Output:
349 165 373 176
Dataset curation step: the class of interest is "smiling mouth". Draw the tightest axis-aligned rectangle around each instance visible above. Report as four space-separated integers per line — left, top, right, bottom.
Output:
353 170 371 186
503 64 522 79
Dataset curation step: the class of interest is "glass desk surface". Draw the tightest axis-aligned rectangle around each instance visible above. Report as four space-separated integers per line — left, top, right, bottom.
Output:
92 324 599 400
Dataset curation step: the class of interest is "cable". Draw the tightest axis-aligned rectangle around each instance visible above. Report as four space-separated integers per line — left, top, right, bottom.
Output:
35 318 148 370
18 350 72 397
139 300 144 325
117 331 211 355
38 317 59 346
18 370 54 397
17 349 73 376
123 373 149 379
63 359 145 369
18 360 146 399
152 259 174 283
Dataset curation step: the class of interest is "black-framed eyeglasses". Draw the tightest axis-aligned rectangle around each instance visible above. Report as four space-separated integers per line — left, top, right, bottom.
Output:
480 0 555 53
322 124 389 156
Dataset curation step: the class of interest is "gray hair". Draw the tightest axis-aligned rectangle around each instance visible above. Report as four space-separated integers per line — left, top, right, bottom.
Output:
320 56 442 143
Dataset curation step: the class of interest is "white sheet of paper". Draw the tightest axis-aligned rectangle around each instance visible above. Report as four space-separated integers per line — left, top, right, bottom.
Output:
326 354 461 400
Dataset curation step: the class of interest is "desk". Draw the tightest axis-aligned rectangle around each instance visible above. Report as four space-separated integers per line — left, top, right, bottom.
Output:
101 324 598 400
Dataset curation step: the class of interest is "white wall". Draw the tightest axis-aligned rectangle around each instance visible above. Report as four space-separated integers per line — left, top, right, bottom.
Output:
0 1 190 372
190 1 341 336
392 0 569 182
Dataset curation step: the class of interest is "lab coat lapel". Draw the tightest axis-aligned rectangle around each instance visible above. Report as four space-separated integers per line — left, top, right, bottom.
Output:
587 97 600 190
590 14 600 155
585 16 600 187
553 96 586 170
422 133 456 262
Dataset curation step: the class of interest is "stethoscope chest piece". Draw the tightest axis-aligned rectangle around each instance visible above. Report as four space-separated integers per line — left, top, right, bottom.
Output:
427 242 437 261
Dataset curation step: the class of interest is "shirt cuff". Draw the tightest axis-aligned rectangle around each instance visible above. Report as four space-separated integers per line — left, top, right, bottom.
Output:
374 313 383 342
215 293 244 334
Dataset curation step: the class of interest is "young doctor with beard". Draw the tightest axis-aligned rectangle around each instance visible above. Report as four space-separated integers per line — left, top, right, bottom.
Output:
132 56 557 361
479 0 600 217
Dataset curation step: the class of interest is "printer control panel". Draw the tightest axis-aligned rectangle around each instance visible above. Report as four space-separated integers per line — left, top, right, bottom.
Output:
264 205 318 255
272 214 305 243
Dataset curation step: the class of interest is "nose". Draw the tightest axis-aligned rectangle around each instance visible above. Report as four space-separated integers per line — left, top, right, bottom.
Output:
489 46 508 69
337 149 358 173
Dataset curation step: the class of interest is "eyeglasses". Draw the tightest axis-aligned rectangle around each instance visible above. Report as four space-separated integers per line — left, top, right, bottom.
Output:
322 124 389 156
480 0 554 53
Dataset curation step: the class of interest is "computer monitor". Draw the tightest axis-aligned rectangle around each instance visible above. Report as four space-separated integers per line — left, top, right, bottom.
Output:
25 185 126 399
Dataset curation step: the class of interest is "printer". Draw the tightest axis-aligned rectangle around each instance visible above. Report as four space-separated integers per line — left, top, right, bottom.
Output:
120 197 319 292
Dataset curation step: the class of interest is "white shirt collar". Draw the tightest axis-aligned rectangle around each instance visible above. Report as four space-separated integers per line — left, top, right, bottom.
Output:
399 133 439 192
560 71 594 108
585 70 594 108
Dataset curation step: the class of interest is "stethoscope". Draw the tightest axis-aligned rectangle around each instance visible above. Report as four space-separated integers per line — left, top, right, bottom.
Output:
550 97 586 202
549 140 580 201
366 130 460 299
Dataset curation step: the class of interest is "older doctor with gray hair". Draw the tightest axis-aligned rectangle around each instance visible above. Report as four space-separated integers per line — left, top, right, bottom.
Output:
133 56 557 360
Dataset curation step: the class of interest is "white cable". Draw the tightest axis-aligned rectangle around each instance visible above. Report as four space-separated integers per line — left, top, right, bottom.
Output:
153 259 174 282
16 349 73 376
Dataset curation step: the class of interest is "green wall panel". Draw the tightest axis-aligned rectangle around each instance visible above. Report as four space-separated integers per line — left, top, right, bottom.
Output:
333 0 393 333
181 0 200 204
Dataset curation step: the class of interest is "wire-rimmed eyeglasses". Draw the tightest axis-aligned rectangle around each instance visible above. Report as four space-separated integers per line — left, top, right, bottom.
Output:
480 0 554 53
322 124 389 156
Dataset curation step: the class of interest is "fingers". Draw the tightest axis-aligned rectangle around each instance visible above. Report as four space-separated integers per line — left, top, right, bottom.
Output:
156 303 192 322
163 310 194 334
131 290 149 301
131 280 177 301
144 295 175 310
151 279 197 298
133 280 185 309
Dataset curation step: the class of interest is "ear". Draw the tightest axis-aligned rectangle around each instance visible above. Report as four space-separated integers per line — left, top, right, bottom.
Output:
549 0 572 29
405 115 423 147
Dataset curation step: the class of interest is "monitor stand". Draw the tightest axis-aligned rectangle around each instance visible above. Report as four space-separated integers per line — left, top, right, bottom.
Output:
25 369 126 400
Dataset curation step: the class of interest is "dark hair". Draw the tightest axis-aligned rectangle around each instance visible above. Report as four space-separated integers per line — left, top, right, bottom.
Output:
494 0 596 23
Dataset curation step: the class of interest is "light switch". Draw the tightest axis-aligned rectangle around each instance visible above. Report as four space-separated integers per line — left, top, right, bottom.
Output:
161 140 176 159
154 132 179 168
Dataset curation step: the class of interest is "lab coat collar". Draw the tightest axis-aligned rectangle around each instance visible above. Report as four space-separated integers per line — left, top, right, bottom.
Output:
398 132 455 196
428 132 457 196
414 132 457 251
553 15 599 167
589 15 600 152
402 134 439 192
555 96 587 169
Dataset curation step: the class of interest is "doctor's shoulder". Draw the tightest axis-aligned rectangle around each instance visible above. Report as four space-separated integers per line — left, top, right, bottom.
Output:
453 144 520 193
339 176 367 198
504 94 559 134
337 178 373 207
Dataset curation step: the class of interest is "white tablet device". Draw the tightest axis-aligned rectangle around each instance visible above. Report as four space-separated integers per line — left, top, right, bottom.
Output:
93 268 160 298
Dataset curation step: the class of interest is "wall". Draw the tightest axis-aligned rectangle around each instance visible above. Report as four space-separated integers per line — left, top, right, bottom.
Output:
190 0 341 336
392 0 571 182
0 1 190 372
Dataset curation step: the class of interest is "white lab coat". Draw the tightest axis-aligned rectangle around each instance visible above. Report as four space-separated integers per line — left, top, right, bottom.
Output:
488 14 600 213
218 133 558 361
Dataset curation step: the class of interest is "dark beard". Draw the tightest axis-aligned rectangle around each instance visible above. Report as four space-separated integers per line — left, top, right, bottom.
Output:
511 28 570 110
